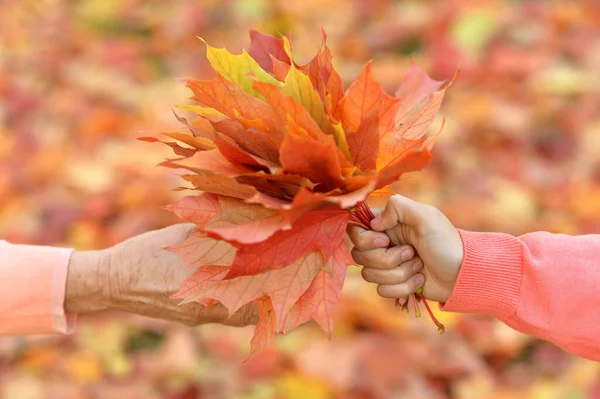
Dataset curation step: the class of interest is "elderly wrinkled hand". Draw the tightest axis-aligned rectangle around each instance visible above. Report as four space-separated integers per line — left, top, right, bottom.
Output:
65 224 258 327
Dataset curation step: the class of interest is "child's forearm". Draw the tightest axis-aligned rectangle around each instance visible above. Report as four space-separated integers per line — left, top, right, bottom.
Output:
441 230 600 361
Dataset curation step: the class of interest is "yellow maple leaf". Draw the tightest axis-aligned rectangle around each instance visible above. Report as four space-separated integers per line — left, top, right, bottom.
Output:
201 37 281 98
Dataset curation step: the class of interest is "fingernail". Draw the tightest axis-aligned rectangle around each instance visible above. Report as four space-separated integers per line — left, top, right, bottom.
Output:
415 274 425 287
401 250 411 261
374 237 387 247
412 260 423 273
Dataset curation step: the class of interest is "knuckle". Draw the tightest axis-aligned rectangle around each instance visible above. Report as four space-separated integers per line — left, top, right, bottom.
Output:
349 232 368 250
382 256 398 270
355 236 371 251
181 318 195 327
366 268 387 284
186 305 205 326
408 274 424 293
170 222 196 237
183 223 198 235
424 204 442 218
346 226 361 243
389 248 406 265
240 304 258 326
389 194 403 205
365 268 386 284
394 266 410 282
383 248 403 269
376 284 391 298
376 269 393 284
365 250 394 270
351 248 364 264
377 283 404 299
412 257 423 271
410 279 420 293
398 284 412 298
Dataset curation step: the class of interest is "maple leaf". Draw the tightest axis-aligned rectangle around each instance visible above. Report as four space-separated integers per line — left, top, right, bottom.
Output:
271 56 291 82
137 136 198 158
165 193 288 244
167 232 235 267
211 118 281 164
235 172 314 200
163 194 221 226
213 133 272 171
336 61 385 133
302 30 344 119
252 80 324 140
394 59 445 122
278 38 337 137
250 297 277 354
201 38 280 98
183 74 283 142
161 132 217 151
376 138 435 189
175 250 326 329
345 108 380 172
143 29 452 353
162 150 255 176
164 195 274 269
279 119 344 191
181 173 258 199
224 209 350 279
247 30 291 74
283 240 353 336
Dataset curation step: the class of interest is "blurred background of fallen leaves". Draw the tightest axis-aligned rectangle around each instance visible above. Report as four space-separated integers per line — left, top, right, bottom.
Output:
1 0 600 398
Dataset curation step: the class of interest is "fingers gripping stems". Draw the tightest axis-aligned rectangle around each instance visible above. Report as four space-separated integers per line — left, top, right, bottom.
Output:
351 201 445 333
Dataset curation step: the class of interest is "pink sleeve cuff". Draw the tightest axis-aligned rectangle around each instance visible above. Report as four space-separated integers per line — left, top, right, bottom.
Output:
440 230 523 320
0 240 77 335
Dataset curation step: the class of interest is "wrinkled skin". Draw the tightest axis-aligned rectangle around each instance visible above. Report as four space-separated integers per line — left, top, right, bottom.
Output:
65 224 258 327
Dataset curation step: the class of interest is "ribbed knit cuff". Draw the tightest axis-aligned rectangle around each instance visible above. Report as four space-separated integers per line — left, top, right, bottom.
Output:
53 248 77 334
440 230 523 320
0 241 76 335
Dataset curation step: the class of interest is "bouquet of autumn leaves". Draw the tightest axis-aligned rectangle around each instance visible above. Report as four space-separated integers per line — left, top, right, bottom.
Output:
142 30 450 353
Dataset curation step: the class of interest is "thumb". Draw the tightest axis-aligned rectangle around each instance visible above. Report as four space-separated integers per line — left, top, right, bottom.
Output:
370 195 429 231
158 223 198 248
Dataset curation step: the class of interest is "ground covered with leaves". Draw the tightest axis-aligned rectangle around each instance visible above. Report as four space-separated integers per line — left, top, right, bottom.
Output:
1 0 600 398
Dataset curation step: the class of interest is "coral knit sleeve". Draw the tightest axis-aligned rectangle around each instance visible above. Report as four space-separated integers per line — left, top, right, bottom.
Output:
441 230 600 361
0 240 76 335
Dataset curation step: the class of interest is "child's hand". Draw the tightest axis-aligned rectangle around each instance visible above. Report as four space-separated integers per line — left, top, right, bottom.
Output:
347 195 464 303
